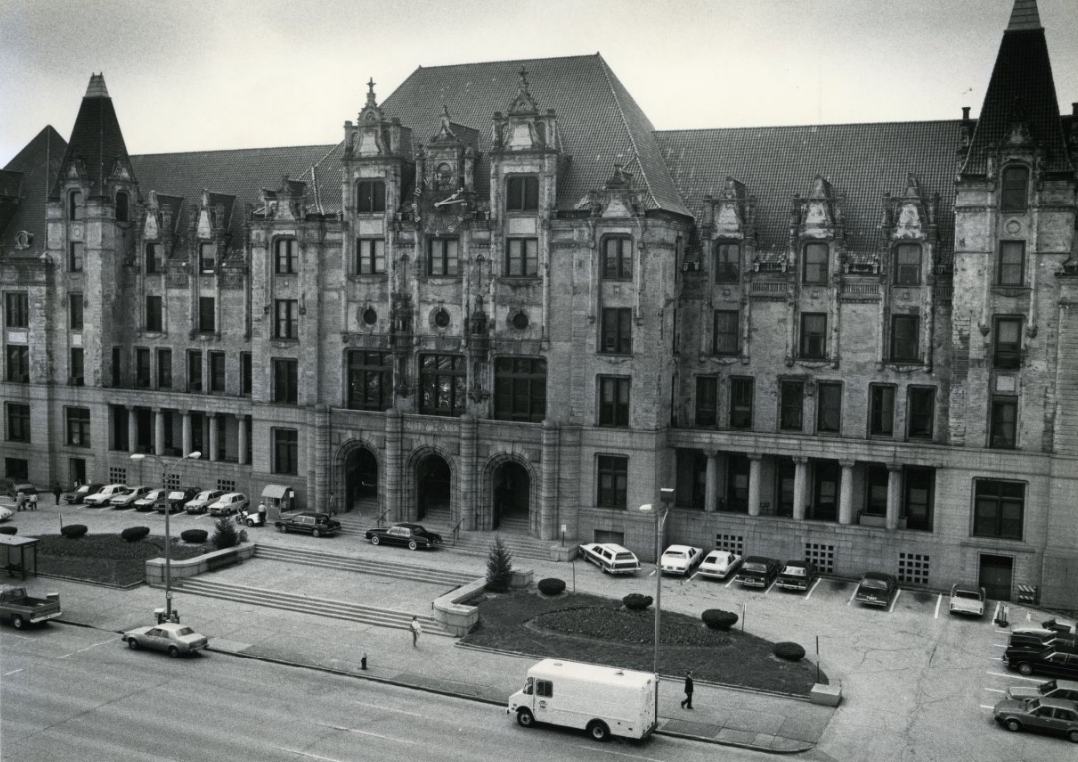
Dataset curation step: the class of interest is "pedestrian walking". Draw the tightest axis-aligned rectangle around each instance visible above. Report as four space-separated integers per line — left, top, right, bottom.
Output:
410 616 422 648
15 491 25 512
680 670 694 710
53 483 63 505
29 493 38 511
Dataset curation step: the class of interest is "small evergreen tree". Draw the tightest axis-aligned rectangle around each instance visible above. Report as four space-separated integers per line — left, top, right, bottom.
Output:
485 535 514 592
211 517 239 549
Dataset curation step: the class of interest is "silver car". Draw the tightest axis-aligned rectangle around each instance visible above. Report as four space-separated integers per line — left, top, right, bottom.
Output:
123 623 208 657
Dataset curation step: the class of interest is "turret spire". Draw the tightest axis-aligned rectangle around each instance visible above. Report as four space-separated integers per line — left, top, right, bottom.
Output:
1007 0 1042 32
84 73 110 99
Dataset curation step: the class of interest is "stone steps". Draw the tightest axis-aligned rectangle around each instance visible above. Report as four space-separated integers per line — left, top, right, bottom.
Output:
253 544 479 586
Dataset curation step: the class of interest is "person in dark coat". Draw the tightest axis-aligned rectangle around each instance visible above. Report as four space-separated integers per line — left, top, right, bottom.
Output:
53 484 63 504
680 670 694 710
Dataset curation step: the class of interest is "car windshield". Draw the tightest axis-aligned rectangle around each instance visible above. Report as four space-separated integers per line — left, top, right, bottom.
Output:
744 563 766 573
1039 681 1057 694
666 551 686 558
862 578 888 589
783 567 806 576
175 627 194 636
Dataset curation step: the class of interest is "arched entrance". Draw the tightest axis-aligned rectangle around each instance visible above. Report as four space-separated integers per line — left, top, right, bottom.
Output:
492 461 530 530
343 446 379 513
416 453 451 521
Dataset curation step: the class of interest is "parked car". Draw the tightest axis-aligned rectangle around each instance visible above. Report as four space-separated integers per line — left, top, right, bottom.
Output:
133 489 169 511
659 545 703 575
578 543 641 575
235 506 267 527
1006 636 1078 660
365 522 443 550
1004 648 1078 679
993 696 1078 743
208 492 249 517
83 484 129 507
156 488 201 514
948 584 986 617
1013 619 1078 639
776 560 818 592
184 490 224 515
734 556 780 588
0 505 12 522
697 550 741 580
7 483 38 499
122 622 208 657
854 572 897 607
0 587 62 629
1007 679 1078 703
110 486 151 509
275 512 341 537
63 483 105 505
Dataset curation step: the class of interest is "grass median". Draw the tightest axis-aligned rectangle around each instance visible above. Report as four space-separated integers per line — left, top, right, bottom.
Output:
34 533 214 588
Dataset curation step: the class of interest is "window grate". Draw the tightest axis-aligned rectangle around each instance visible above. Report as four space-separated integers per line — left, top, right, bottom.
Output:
109 467 127 485
714 534 744 556
804 543 835 574
217 479 236 493
898 553 930 586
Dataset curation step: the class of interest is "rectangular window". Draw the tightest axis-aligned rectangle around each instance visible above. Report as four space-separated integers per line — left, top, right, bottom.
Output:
601 237 633 280
356 238 386 274
729 377 754 429
973 480 1024 540
145 243 163 274
506 176 539 212
275 239 298 274
890 315 920 362
726 455 750 512
869 384 895 436
893 244 922 286
274 299 298 339
240 352 252 396
803 243 828 285
419 353 466 416
199 297 215 333
816 381 842 433
66 407 90 447
596 455 628 509
4 292 29 327
6 345 29 383
598 376 630 427
157 349 172 389
994 317 1022 369
356 180 386 214
69 242 84 272
6 403 30 442
134 347 150 388
779 380 804 431
907 386 935 439
273 428 299 475
1000 166 1029 212
145 295 163 332
69 348 84 386
714 243 740 283
187 350 203 392
695 376 718 427
427 238 460 276
904 466 934 532
199 242 216 273
209 351 226 394
111 346 121 387
865 464 888 516
494 358 547 422
272 358 298 404
347 350 393 411
506 238 538 277
990 397 1017 449
69 294 84 331
600 308 632 354
713 310 739 355
998 241 1024 286
800 313 827 359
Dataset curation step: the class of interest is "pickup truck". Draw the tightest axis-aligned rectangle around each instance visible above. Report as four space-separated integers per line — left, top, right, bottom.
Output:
1 587 62 629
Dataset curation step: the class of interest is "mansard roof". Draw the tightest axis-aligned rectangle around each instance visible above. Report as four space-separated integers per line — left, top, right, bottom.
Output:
656 120 962 258
51 74 135 199
1 125 66 260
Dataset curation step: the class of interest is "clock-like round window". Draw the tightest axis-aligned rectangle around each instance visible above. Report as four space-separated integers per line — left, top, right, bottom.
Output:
434 308 451 328
362 307 377 326
511 311 529 330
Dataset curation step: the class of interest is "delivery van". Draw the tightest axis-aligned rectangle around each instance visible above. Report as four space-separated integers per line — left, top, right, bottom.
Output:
506 659 657 741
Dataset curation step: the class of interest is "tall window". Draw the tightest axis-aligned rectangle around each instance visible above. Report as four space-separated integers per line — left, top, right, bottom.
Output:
973 480 1024 540
890 315 920 362
869 384 895 436
714 243 740 283
115 191 129 222
70 348 84 386
1000 166 1029 212
695 376 718 427
68 293 83 331
66 407 90 447
199 242 216 273
817 381 842 433
275 299 298 339
893 244 921 286
800 313 827 359
506 238 538 277
272 358 298 404
779 380 804 431
907 386 935 439
6 403 30 442
990 397 1017 449
596 455 628 509
600 308 632 354
157 349 172 389
427 238 459 276
68 190 84 221
273 428 299 475
729 377 753 429
726 455 750 512
803 243 829 284
199 297 215 333
209 351 226 394
5 292 28 327
713 310 739 355
69 242 84 272
347 350 393 411
111 346 121 387
864 465 889 516
904 466 934 531
998 242 1024 286
6 346 29 383
494 358 547 422
275 239 298 274
506 176 539 212
419 353 466 416
601 237 633 280
135 348 150 388
187 350 203 392
598 376 630 427
145 243 163 274
240 352 252 396
145 295 163 332
994 317 1022 369
356 238 385 274
356 180 386 213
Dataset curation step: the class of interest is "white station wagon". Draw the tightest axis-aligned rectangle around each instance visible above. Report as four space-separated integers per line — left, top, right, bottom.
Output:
579 543 640 574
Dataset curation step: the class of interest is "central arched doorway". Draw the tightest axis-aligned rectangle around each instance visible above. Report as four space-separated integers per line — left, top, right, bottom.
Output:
416 453 451 522
343 446 379 514
492 461 530 530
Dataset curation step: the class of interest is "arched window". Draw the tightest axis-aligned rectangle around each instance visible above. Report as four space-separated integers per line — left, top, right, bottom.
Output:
115 191 129 222
1001 166 1029 212
69 190 84 221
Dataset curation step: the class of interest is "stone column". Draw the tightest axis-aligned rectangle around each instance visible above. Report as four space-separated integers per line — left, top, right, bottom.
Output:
384 409 403 523
154 408 165 456
182 410 192 457
792 456 808 521
208 413 219 462
459 414 477 531
540 420 559 540
310 405 331 513
839 460 855 525
126 406 137 454
747 454 763 517
886 464 903 530
237 415 248 466
704 450 719 513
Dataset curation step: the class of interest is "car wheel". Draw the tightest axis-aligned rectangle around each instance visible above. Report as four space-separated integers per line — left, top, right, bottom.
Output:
1017 662 1034 676
370 535 380 545
167 646 180 658
587 720 610 741
408 540 418 551
516 708 534 728
246 519 255 527
127 638 139 650
312 528 322 538
11 615 24 630
1005 719 1022 733
277 524 286 533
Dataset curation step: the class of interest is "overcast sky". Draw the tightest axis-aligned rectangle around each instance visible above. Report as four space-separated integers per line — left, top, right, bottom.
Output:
2 0 1077 166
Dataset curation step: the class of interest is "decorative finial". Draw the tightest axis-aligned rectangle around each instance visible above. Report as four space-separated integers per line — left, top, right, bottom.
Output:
366 77 377 106
518 66 530 93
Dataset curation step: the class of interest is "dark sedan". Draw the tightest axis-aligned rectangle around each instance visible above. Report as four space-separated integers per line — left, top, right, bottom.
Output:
854 572 897 607
63 483 105 505
1005 648 1078 678
734 555 780 588
156 487 201 514
365 523 443 550
275 512 341 538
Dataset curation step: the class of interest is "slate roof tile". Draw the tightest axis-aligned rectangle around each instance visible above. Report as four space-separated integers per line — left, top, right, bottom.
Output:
1 126 67 260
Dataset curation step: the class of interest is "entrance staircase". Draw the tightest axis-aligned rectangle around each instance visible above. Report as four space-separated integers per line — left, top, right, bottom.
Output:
253 545 477 586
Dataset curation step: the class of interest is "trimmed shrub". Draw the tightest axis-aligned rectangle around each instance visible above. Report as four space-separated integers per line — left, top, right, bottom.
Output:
121 526 150 542
60 524 88 539
537 578 566 596
701 609 739 631
0 525 17 535
211 517 239 549
773 642 806 661
623 593 654 611
485 536 514 592
181 529 208 544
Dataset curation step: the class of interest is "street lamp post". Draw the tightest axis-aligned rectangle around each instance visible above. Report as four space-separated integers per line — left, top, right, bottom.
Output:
130 451 201 621
639 487 675 723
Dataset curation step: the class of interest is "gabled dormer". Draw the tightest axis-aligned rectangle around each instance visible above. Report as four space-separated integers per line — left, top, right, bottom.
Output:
491 67 561 155
256 178 307 223
798 176 842 241
701 177 755 242
578 164 642 219
190 189 235 275
342 79 415 224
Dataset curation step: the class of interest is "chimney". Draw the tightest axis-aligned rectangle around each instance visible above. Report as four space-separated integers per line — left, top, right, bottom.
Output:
962 106 971 121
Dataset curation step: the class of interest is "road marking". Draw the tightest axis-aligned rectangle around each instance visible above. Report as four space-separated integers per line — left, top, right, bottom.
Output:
275 748 348 762
688 572 698 582
572 743 667 762
3 669 23 676
934 594 942 619
992 644 1008 648
315 723 419 745
58 637 116 659
847 587 858 606
764 580 776 595
987 671 1041 682
804 578 822 600
725 576 737 589
979 704 995 710
888 589 902 614
984 688 1005 693
352 701 424 718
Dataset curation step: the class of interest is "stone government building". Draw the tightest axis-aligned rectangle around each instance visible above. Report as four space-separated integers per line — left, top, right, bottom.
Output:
2 0 1076 606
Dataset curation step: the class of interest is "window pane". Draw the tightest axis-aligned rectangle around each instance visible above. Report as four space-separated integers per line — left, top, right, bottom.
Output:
803 243 828 284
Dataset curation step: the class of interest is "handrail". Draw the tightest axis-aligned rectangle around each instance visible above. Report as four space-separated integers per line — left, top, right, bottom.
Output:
376 508 391 528
452 517 465 546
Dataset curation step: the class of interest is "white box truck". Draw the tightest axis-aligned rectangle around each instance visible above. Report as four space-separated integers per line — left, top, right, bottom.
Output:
506 659 657 741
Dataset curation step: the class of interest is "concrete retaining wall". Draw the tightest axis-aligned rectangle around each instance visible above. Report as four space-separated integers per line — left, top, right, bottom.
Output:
144 543 257 585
